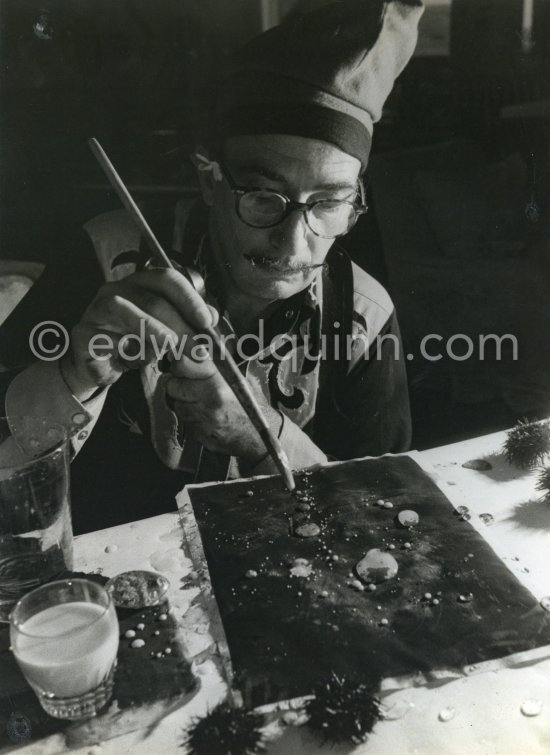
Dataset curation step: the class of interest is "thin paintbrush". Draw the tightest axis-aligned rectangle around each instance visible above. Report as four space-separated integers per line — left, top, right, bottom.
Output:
88 137 296 492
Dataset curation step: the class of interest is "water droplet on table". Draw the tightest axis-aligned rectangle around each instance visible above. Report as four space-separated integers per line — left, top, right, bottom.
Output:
104 544 118 553
397 510 419 528
294 522 321 538
521 699 542 717
290 564 312 578
479 513 494 526
539 596 550 612
356 549 399 584
380 700 415 721
438 707 455 722
462 459 492 471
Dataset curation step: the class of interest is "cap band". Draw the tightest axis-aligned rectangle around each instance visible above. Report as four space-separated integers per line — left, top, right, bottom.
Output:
220 102 371 170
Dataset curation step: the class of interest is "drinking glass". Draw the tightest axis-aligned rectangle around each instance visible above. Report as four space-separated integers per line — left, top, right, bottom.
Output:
10 578 119 719
0 415 73 622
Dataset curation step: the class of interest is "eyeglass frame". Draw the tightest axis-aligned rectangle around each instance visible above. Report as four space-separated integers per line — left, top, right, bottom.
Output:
217 161 368 239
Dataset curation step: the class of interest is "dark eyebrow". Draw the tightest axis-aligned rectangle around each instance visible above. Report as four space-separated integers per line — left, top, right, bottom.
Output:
314 181 357 192
233 163 357 192
233 163 287 183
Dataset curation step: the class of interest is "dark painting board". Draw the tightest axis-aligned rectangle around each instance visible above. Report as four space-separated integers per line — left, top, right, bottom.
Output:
0 573 198 751
181 456 550 708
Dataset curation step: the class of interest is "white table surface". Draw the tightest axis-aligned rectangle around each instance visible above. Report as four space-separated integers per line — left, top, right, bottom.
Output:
16 427 550 755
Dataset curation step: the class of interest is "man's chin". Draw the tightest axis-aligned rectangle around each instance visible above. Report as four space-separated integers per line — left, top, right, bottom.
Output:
245 265 313 299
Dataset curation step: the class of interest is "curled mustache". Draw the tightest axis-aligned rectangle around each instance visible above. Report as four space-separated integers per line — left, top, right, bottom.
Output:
244 253 325 272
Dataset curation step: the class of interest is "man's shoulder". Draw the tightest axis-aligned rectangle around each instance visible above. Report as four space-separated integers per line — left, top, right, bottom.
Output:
350 261 394 339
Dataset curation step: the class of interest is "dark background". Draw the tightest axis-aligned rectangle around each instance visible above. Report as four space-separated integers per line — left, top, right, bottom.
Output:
1 0 549 448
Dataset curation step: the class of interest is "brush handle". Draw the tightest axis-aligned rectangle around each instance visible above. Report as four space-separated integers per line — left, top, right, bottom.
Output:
88 138 173 269
87 136 296 492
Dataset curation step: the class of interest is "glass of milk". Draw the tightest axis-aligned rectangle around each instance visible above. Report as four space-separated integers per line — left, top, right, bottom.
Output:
0 415 73 622
9 578 119 719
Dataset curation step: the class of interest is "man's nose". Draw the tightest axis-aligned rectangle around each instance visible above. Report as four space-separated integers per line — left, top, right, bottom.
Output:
268 209 309 252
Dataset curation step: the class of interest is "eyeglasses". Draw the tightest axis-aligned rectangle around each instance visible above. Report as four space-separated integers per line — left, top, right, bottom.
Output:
220 163 368 239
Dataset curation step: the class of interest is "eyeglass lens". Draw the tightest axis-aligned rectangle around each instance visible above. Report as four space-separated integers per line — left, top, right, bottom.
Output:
238 191 357 238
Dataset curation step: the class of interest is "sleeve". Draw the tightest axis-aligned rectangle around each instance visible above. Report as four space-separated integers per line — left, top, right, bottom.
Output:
4 360 108 457
316 311 412 460
0 224 107 456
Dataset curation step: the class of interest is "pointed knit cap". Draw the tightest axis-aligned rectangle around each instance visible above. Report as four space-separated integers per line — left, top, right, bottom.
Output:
216 0 424 169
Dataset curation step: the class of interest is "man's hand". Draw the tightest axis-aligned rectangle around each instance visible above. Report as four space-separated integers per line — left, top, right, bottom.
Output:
165 352 282 463
60 268 217 401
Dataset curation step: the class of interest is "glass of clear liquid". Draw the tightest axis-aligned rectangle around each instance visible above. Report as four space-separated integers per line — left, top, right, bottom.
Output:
0 415 73 622
10 578 119 719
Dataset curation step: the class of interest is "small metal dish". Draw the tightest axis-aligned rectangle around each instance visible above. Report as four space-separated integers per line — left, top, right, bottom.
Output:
105 570 170 609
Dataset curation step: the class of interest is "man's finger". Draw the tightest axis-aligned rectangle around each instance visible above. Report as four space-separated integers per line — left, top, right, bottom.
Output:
169 349 217 380
80 298 178 360
113 268 214 331
207 304 219 329
92 286 194 345
166 375 208 402
165 371 225 403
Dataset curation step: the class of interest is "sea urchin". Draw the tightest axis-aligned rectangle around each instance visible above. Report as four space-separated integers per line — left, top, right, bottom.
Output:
306 673 381 745
503 420 550 469
536 466 550 502
183 702 265 755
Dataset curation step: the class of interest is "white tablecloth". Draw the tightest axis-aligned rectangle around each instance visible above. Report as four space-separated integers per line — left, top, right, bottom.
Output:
16 427 550 754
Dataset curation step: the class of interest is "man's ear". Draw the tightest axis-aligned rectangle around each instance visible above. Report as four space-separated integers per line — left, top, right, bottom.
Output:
190 146 223 207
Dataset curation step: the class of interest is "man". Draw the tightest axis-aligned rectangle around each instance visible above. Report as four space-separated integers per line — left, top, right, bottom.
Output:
1 0 422 533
